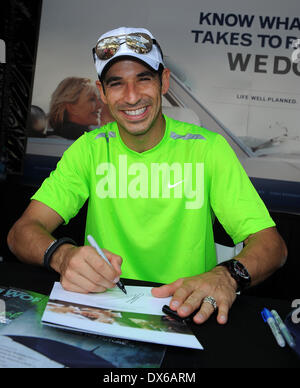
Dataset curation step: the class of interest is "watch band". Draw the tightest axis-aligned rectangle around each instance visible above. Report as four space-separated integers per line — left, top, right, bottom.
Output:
43 237 76 272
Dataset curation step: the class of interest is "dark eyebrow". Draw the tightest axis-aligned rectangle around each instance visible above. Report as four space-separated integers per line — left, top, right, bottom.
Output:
104 76 122 85
104 71 156 86
137 71 155 78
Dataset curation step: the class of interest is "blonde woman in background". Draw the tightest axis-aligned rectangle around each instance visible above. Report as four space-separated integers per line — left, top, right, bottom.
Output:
48 77 113 140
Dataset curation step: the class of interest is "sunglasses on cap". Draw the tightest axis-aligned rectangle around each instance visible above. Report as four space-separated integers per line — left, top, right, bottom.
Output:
94 32 163 61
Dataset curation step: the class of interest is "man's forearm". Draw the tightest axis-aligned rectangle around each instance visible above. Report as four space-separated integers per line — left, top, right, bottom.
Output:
7 200 65 267
234 227 287 287
7 220 55 266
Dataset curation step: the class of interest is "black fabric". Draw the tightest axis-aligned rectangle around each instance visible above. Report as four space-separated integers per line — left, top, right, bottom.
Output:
51 121 89 140
0 0 42 175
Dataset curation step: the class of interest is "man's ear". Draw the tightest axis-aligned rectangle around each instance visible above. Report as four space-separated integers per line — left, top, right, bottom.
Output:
161 68 170 95
96 80 107 103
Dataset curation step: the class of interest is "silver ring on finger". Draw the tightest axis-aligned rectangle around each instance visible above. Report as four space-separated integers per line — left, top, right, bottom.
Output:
203 296 217 310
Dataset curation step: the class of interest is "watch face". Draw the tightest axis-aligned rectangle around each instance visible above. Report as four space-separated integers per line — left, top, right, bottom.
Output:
233 260 251 280
219 259 251 291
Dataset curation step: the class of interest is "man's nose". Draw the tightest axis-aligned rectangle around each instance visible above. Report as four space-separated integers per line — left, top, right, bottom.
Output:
124 82 142 105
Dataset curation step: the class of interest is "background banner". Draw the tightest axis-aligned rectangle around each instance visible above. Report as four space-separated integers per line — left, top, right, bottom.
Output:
27 0 300 213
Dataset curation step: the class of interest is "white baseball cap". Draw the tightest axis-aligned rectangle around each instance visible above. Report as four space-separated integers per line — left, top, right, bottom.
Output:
93 26 164 80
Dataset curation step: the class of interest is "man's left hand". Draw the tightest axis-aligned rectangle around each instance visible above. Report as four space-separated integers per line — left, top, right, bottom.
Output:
151 266 238 324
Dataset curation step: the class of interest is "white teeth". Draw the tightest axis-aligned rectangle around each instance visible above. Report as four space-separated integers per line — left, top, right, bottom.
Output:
124 107 147 116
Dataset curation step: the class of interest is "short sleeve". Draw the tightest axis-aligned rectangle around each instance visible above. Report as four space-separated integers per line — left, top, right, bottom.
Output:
31 134 90 224
208 135 275 244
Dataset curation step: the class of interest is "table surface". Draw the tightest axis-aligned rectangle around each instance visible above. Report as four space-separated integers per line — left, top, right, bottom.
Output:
0 261 299 368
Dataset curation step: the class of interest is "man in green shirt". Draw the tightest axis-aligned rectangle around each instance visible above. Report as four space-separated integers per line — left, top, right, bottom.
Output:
7 27 287 325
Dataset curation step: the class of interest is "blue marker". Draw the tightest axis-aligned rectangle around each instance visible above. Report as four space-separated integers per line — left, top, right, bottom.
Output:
261 308 285 347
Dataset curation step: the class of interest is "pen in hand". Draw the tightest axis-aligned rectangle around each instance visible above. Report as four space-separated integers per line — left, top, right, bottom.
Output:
87 234 127 295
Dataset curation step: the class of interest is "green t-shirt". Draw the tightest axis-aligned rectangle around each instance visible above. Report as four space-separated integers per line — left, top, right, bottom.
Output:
32 115 275 283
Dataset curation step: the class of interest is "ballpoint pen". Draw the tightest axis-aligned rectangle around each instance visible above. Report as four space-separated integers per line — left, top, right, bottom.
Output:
87 234 127 295
271 309 296 348
261 308 285 347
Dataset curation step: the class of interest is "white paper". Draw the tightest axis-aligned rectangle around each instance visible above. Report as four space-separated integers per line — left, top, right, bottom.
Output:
42 282 203 350
43 317 201 350
49 282 172 315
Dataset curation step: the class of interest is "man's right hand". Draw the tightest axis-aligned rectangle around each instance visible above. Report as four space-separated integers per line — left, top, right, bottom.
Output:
7 200 123 294
51 243 123 293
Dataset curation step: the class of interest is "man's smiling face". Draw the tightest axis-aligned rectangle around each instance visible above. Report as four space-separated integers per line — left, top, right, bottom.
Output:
98 59 170 150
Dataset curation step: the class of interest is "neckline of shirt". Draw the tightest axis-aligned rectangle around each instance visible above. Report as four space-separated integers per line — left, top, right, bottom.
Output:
113 115 170 158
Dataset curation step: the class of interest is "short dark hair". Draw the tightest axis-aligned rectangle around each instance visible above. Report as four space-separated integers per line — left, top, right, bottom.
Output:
100 56 164 91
